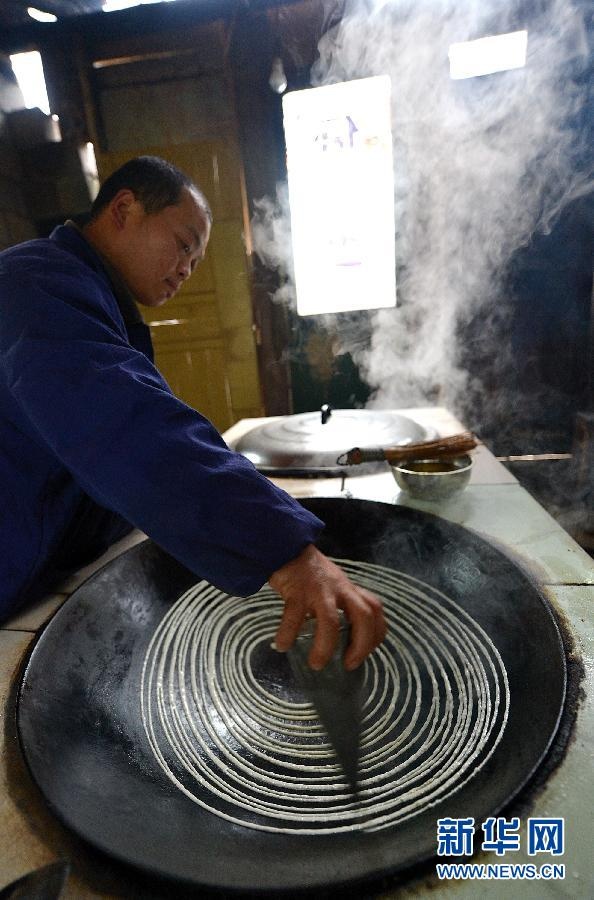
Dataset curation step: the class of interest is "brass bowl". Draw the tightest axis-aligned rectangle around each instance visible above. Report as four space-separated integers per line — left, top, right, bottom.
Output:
391 454 473 500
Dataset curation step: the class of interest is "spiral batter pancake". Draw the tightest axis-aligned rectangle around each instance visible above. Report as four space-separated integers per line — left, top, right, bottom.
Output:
140 559 509 834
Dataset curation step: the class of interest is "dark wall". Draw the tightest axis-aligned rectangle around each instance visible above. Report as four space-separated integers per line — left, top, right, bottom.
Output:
508 196 593 440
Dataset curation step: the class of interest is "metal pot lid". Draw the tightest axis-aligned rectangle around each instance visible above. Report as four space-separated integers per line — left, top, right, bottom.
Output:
231 407 437 475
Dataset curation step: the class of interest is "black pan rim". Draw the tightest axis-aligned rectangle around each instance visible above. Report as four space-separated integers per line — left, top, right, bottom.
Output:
15 499 568 893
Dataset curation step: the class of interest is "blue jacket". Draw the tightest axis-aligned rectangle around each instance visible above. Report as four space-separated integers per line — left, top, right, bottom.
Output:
0 224 323 619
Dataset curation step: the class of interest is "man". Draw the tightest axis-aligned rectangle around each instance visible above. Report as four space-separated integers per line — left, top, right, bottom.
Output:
0 156 386 669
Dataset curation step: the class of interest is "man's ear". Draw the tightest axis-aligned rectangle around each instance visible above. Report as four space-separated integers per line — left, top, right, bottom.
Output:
110 189 137 230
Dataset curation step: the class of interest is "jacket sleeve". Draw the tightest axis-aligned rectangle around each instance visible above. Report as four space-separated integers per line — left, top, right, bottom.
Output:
0 259 324 596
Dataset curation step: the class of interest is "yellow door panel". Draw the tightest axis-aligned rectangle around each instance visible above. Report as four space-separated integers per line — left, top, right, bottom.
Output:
153 340 233 432
144 293 222 342
166 139 246 221
209 221 254 329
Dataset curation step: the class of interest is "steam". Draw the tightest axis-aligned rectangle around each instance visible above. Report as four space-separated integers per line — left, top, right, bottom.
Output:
251 184 296 310
251 0 592 432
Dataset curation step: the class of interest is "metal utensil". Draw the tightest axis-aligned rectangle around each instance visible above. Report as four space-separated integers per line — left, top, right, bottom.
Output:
232 409 438 474
391 454 474 500
286 613 365 794
336 431 478 466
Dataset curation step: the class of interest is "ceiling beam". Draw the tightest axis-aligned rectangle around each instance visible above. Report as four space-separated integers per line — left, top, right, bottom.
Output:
0 0 311 54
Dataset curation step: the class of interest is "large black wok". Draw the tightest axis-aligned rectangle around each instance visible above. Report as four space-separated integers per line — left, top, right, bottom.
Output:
17 499 566 893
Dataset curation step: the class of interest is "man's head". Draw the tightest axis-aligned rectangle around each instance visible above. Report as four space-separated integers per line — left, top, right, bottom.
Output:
84 156 212 307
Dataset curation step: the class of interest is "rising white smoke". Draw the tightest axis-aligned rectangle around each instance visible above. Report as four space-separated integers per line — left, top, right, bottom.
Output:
252 0 592 428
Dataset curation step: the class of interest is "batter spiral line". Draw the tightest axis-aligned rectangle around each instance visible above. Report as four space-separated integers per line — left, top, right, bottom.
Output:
140 559 509 834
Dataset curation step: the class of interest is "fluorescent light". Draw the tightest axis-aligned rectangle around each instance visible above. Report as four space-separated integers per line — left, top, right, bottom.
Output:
27 7 57 22
449 30 528 80
103 1 143 9
103 0 176 10
9 51 50 114
283 76 396 316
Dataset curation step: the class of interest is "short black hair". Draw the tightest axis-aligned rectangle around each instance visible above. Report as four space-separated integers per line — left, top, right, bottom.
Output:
89 155 212 222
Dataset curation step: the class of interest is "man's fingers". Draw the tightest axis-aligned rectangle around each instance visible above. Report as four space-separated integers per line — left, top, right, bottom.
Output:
274 599 307 652
275 588 387 669
343 589 388 671
307 601 340 670
362 587 389 648
343 596 376 671
275 598 341 669
269 544 388 671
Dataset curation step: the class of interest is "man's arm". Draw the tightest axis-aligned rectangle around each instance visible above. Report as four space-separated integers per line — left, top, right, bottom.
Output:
269 544 387 670
0 256 323 597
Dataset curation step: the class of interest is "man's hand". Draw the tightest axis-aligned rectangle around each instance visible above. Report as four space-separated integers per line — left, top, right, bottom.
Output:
268 544 387 671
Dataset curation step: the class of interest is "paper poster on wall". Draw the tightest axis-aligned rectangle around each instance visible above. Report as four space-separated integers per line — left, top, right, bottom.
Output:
282 75 396 316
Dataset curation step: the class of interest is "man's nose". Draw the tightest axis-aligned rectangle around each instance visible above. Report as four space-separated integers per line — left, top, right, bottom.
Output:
178 257 192 281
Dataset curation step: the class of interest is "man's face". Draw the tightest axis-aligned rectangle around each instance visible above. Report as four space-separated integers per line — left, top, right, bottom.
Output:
115 187 211 307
